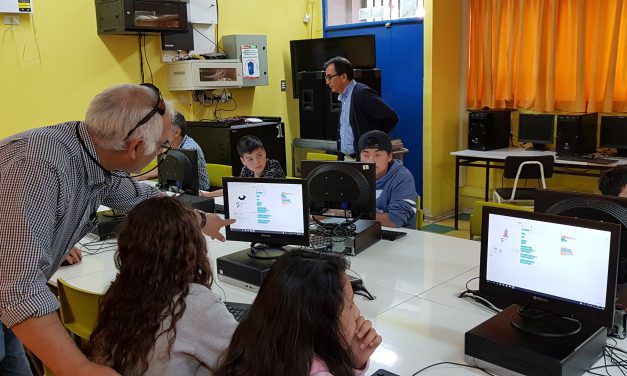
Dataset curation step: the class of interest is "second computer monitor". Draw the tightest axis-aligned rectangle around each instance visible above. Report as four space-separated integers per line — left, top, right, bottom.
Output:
518 113 555 150
300 160 376 220
600 116 627 157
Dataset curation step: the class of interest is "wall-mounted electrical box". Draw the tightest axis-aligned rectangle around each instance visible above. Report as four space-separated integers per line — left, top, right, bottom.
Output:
95 0 188 35
0 0 33 13
167 60 243 90
222 34 268 87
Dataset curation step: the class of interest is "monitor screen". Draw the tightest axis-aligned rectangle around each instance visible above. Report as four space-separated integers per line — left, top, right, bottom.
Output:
158 149 199 195
600 116 627 152
518 114 554 146
289 35 376 98
480 207 620 327
300 160 376 220
223 177 309 246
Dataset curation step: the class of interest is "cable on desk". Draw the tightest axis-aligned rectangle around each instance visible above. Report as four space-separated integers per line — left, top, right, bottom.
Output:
410 361 494 376
457 277 501 313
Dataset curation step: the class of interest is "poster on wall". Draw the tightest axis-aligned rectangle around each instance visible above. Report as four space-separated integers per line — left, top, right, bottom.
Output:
241 44 260 80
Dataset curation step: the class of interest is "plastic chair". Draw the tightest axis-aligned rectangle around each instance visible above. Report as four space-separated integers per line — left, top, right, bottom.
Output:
306 152 337 161
415 195 424 230
469 201 533 239
57 278 103 341
206 163 232 188
493 155 554 203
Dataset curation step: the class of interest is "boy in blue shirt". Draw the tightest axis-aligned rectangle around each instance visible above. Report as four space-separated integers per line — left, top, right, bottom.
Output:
358 130 417 229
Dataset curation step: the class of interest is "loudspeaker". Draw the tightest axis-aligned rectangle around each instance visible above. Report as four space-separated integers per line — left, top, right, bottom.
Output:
556 113 598 156
467 109 513 151
298 69 382 141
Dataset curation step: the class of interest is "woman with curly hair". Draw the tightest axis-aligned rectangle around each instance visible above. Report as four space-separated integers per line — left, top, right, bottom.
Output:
216 249 382 376
89 196 237 375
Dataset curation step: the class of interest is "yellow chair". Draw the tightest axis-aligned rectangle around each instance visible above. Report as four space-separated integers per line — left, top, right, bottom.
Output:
306 152 337 161
415 196 424 230
57 278 103 341
206 163 232 188
140 158 158 175
469 201 532 239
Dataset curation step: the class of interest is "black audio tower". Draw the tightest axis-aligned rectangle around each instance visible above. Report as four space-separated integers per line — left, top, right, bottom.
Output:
467 109 513 151
298 69 381 141
556 113 598 156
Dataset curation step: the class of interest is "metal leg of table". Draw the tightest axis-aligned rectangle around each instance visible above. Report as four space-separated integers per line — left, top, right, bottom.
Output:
454 157 460 229
484 160 490 201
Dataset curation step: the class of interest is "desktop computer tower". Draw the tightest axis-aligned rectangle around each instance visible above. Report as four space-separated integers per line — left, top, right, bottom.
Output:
556 113 598 156
298 69 382 141
467 109 513 151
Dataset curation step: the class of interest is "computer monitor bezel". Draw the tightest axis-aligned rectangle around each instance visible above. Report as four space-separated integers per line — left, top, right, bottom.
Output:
157 148 199 195
479 206 621 328
517 113 555 145
300 160 376 220
222 177 310 247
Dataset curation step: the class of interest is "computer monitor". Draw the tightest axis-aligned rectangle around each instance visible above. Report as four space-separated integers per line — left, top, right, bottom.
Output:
600 116 627 157
223 177 309 256
300 160 376 220
480 207 621 337
158 149 199 195
534 189 627 282
518 113 555 150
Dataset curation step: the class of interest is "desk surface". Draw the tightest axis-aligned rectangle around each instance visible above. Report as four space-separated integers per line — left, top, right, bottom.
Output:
451 148 627 167
51 228 625 375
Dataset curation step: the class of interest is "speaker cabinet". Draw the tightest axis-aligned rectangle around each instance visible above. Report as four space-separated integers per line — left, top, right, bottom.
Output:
467 109 513 151
298 69 382 141
556 113 598 156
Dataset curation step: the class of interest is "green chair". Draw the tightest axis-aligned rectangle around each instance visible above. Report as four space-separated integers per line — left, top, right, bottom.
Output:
206 163 232 188
57 278 103 341
469 201 532 239
306 152 337 161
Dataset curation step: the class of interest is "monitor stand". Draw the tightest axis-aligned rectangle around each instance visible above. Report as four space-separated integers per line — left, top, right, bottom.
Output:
247 243 286 260
510 306 581 338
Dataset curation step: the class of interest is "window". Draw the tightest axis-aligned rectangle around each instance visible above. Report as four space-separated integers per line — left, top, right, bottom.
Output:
326 0 424 27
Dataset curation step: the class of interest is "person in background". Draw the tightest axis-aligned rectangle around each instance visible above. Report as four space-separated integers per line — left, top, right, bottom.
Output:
216 249 381 376
137 112 211 191
237 135 286 178
0 83 232 376
599 165 627 197
90 197 237 375
324 56 398 161
358 130 417 229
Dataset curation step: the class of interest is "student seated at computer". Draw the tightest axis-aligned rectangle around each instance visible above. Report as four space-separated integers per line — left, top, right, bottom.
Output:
357 130 417 229
90 197 237 375
137 112 211 191
199 135 285 198
216 250 381 376
599 165 627 198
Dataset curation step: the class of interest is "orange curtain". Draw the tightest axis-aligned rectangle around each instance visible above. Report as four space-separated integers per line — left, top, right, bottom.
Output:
467 0 627 113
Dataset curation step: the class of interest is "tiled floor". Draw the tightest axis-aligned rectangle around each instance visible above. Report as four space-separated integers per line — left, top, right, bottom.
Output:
421 213 476 241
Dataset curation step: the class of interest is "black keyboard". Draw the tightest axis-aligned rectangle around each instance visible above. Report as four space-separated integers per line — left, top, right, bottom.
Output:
556 155 618 165
381 229 407 241
224 301 251 322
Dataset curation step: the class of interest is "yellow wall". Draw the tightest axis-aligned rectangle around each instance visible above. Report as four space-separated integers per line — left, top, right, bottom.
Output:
423 0 463 219
0 0 322 175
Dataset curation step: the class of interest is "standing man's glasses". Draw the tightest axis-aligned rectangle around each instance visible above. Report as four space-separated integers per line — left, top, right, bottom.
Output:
324 74 339 82
125 83 166 141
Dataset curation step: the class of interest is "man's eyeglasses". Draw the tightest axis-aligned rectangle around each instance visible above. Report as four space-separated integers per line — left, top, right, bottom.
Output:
158 140 172 156
125 83 166 141
324 73 339 82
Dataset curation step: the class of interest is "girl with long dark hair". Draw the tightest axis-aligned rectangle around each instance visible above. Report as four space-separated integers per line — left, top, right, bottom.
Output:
216 249 382 376
89 196 237 375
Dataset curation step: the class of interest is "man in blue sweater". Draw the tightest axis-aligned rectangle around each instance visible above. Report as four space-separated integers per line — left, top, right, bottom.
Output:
358 130 417 229
324 56 398 160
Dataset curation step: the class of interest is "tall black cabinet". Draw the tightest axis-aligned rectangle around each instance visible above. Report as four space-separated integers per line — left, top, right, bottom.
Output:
186 120 286 176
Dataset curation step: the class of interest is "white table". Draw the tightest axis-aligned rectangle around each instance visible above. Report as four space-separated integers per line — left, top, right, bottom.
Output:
450 148 627 229
50 228 626 375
